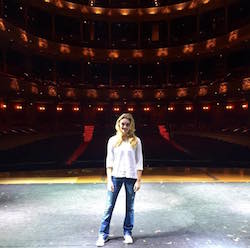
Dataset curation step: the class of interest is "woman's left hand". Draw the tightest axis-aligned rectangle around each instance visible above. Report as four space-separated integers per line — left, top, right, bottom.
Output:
133 180 141 192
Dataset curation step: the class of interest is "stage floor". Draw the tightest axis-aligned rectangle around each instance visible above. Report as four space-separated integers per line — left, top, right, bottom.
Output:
0 168 250 248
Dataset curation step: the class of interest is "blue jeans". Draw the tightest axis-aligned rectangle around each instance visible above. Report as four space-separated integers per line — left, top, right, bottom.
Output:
99 176 136 238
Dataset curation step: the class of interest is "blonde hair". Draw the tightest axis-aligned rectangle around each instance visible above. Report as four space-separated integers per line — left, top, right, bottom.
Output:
114 113 138 149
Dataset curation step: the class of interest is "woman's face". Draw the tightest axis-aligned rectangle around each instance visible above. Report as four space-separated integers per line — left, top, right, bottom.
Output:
119 118 131 135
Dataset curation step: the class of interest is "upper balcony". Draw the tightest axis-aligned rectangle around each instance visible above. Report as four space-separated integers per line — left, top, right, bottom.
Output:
64 0 191 9
3 0 245 23
1 0 249 50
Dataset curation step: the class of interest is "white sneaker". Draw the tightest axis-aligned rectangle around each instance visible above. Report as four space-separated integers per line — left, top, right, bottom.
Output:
123 234 133 244
96 235 108 247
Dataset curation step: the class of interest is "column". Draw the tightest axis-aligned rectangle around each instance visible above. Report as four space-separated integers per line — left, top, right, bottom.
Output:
90 21 95 41
195 59 199 85
24 5 28 30
25 55 32 75
109 63 112 86
52 60 57 82
166 63 170 86
196 12 200 42
168 20 171 46
137 22 141 48
223 53 228 77
138 63 141 86
152 23 159 41
0 0 3 17
52 14 56 40
2 49 7 73
80 20 84 43
81 60 85 82
225 5 228 33
108 22 112 48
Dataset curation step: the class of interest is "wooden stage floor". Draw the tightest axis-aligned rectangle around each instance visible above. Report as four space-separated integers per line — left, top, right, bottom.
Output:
1 167 250 184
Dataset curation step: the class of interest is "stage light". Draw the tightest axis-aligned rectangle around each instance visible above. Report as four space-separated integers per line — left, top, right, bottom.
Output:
73 106 80 112
202 105 210 111
38 38 48 49
20 31 28 43
97 107 104 112
226 104 234 110
113 107 120 112
219 83 228 94
148 8 157 15
177 88 187 98
60 44 71 54
229 30 238 42
120 9 130 16
143 107 150 112
109 51 119 59
168 106 174 111
133 50 143 58
242 103 248 110
0 103 7 110
206 38 216 49
55 0 63 8
157 48 168 57
198 86 208 96
57 106 63 112
67 2 75 9
242 77 250 91
189 1 197 9
0 19 6 31
176 3 185 11
109 90 119 100
15 104 23 110
128 107 134 112
183 44 194 54
185 106 193 111
95 8 103 15
38 106 46 111
162 7 171 14
155 90 165 100
82 48 95 57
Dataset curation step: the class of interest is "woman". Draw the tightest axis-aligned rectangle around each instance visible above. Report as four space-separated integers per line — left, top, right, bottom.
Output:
96 113 143 247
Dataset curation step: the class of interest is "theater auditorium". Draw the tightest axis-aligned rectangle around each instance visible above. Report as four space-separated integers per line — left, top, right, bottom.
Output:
0 0 250 247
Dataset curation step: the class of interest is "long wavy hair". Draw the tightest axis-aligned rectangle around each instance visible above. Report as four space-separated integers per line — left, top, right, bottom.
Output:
114 113 138 149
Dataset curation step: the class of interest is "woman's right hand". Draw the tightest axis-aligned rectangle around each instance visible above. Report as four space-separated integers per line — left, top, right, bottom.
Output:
107 180 114 192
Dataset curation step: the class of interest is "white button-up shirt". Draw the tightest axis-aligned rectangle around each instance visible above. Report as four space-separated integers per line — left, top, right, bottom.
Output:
106 135 143 179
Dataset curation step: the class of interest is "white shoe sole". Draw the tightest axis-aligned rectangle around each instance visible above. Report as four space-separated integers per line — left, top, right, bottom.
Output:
123 237 133 244
96 238 109 246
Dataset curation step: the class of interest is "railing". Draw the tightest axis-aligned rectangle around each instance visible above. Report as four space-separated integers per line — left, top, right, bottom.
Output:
1 18 249 62
23 0 238 21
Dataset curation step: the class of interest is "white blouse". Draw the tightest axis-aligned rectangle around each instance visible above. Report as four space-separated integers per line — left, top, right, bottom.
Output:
106 135 143 179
